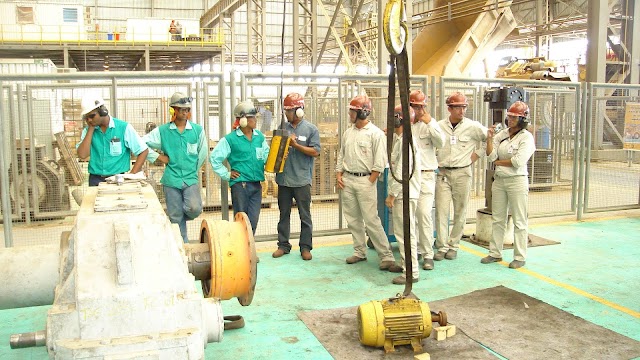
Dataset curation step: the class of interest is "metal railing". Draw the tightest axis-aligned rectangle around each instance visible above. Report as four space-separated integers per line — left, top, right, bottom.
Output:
0 71 638 248
0 24 225 47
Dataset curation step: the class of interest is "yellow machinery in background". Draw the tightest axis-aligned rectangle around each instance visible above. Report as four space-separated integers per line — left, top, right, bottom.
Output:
412 0 516 76
496 56 572 81
265 129 290 173
356 0 448 354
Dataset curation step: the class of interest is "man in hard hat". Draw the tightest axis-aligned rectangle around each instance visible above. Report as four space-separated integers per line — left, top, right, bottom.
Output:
434 92 488 261
272 93 321 261
210 100 269 235
385 105 421 284
336 94 396 270
409 90 445 271
143 92 208 244
77 94 148 186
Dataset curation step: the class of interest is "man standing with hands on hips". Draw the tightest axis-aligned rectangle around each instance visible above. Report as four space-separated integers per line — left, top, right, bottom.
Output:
337 94 396 270
271 93 321 261
77 94 148 187
210 100 270 235
434 92 487 261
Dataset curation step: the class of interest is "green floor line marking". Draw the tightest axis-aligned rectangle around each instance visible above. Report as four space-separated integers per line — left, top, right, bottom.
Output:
459 244 640 319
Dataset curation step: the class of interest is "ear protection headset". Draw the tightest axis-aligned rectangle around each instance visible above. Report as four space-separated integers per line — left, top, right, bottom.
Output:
169 107 175 119
295 107 305 119
517 116 529 129
239 115 248 128
97 104 108 117
357 108 370 120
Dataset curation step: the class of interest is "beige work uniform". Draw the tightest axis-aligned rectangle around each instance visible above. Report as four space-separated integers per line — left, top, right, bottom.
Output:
435 117 487 253
412 120 445 260
487 128 536 261
388 132 421 279
336 121 394 262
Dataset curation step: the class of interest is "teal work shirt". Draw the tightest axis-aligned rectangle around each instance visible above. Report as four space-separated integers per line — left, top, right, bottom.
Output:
77 117 148 176
143 121 208 189
209 129 269 186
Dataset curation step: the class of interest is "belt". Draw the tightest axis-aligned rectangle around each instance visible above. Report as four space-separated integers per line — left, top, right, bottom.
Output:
346 171 371 177
440 165 470 170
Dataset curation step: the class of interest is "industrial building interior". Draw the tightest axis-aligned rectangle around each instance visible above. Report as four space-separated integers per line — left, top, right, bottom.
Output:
0 0 639 359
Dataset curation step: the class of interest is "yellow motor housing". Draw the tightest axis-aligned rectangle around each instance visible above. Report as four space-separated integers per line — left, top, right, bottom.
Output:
265 130 290 173
358 297 433 353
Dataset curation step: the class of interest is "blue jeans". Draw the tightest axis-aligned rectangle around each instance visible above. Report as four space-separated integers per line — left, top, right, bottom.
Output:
89 174 110 186
164 183 203 243
230 182 262 235
277 184 313 253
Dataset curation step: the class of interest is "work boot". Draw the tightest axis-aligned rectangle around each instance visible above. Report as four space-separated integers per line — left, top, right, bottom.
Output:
388 264 403 273
433 251 446 261
422 259 434 270
272 249 288 258
379 260 395 270
509 260 526 269
480 255 502 264
346 255 367 264
444 249 457 260
392 275 419 285
301 250 312 261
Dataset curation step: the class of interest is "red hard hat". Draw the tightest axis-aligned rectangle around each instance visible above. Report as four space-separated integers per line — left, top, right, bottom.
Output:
409 90 426 106
446 92 468 106
507 101 529 118
349 95 372 111
394 104 415 123
283 92 304 109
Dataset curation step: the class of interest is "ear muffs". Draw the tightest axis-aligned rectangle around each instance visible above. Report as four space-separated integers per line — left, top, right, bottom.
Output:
295 107 305 119
97 105 108 117
169 107 175 119
239 116 248 128
357 109 369 120
517 117 529 128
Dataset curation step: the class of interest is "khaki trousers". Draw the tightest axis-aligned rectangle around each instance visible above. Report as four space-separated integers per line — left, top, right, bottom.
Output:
490 176 529 261
435 166 472 253
342 174 394 261
416 171 436 259
392 197 419 279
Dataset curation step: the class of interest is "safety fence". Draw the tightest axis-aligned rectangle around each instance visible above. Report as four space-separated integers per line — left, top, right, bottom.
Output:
0 71 638 248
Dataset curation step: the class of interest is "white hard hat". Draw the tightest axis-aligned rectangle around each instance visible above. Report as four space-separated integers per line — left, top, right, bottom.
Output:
234 101 257 118
81 95 106 116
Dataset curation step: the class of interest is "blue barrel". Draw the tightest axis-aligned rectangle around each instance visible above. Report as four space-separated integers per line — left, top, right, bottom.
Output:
536 126 551 149
107 33 114 41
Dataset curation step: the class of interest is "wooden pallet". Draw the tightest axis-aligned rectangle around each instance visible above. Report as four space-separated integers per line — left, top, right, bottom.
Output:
54 131 85 186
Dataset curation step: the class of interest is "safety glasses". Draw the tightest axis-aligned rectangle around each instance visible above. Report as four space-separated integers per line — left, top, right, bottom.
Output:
176 108 191 113
175 97 193 104
448 105 468 109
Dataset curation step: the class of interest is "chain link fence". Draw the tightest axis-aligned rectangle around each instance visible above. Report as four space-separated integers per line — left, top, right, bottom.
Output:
1 72 638 248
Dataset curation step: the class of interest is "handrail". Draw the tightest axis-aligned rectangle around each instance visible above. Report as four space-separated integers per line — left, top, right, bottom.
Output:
0 24 225 47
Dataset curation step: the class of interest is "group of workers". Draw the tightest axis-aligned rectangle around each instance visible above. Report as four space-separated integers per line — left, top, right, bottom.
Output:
77 89 535 285
337 91 535 284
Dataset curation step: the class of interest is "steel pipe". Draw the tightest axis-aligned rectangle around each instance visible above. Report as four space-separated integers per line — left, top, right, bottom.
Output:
9 330 46 349
0 244 60 309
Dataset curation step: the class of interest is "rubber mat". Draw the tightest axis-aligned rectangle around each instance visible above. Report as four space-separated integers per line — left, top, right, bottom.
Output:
298 286 640 359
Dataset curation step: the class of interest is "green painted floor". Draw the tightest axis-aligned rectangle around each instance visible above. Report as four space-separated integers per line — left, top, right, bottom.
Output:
1 215 639 359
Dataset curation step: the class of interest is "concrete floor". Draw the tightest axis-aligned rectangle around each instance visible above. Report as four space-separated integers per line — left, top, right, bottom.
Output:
1 210 639 359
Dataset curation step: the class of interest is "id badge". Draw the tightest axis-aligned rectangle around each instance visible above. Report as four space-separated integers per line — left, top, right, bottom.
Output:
450 135 457 145
507 146 514 154
298 135 307 142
